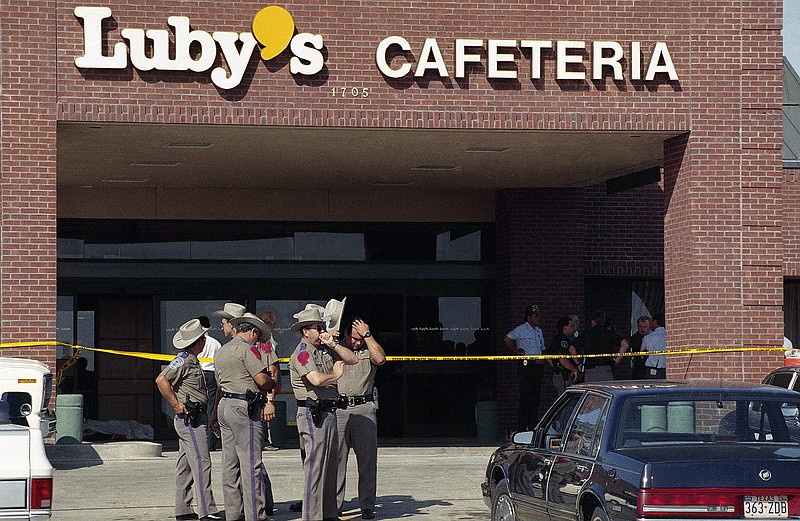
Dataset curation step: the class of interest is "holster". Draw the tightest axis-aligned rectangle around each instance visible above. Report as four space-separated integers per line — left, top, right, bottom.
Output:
184 399 206 428
245 389 267 421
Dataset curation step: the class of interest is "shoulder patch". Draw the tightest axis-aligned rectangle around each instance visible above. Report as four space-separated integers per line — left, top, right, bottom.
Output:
250 344 262 360
169 355 185 369
297 351 310 366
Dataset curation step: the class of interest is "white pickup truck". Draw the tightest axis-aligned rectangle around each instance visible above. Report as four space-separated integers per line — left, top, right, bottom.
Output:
0 400 53 520
0 358 55 437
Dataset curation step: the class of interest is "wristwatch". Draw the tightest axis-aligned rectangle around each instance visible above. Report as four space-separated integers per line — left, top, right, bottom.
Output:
363 331 372 338
266 396 274 402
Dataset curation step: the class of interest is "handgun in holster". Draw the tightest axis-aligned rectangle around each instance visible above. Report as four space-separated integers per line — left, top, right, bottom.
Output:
184 398 206 428
245 389 267 421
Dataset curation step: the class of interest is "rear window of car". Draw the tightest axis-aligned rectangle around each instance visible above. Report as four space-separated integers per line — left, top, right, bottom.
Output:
616 396 800 448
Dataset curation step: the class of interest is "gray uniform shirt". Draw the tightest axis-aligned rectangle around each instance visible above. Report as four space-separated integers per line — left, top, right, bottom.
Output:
159 351 208 404
214 335 270 394
337 348 375 397
289 341 339 401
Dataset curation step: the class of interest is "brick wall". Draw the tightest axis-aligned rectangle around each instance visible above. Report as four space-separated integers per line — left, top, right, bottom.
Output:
0 0 58 374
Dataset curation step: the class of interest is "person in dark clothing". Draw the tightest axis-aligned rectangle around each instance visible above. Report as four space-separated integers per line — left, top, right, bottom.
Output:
627 315 651 379
574 311 628 382
546 316 581 396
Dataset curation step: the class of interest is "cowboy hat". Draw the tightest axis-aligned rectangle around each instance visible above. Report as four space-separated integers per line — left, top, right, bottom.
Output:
172 318 209 349
290 303 325 332
213 302 246 319
322 297 347 332
230 313 271 341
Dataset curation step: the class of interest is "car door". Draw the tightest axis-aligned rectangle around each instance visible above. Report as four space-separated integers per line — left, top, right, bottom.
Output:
547 393 610 521
508 393 583 521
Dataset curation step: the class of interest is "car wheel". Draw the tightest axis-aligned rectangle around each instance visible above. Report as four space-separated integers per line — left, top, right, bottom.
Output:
492 478 517 521
591 506 610 521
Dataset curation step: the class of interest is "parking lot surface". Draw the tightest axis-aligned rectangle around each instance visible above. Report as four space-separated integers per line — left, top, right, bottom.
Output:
53 445 494 520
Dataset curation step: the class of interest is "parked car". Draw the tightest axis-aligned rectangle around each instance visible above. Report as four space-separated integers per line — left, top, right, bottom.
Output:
481 380 800 521
0 400 53 519
0 358 55 437
762 366 800 392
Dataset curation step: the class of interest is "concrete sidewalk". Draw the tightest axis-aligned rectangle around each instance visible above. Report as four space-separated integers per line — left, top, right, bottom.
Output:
52 443 496 520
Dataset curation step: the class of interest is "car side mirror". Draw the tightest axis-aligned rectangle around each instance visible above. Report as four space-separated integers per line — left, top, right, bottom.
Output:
512 431 534 445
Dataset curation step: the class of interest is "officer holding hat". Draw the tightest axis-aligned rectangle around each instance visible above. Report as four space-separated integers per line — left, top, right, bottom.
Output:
289 302 357 521
215 312 276 521
156 318 223 521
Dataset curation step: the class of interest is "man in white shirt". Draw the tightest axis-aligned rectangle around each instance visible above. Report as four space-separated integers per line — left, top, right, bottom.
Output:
196 315 222 450
641 312 667 379
504 305 546 431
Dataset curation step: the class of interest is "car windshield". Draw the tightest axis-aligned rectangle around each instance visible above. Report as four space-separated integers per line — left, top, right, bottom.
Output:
616 396 800 448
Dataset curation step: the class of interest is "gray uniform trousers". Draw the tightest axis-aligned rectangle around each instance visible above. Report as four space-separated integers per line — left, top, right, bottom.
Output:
297 406 339 521
335 402 378 511
218 397 272 521
174 412 218 517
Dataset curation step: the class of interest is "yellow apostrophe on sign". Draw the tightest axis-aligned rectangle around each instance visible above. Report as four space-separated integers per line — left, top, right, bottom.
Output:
252 6 295 61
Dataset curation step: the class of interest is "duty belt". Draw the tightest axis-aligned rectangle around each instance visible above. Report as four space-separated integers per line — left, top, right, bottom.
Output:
297 399 339 411
221 391 248 400
346 395 374 407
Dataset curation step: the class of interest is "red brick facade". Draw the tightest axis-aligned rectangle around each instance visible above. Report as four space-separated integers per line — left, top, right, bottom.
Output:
0 0 786 431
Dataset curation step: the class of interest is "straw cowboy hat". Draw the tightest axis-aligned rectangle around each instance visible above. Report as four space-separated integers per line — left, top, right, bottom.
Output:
290 304 325 331
213 303 246 320
172 318 209 349
230 313 271 341
322 297 347 332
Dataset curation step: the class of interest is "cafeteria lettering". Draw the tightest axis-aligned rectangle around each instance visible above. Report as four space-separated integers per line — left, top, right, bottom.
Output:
375 37 678 81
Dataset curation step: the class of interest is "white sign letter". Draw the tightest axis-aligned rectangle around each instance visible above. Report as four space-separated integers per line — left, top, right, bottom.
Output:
455 39 483 78
645 42 678 81
487 39 517 79
211 31 258 90
414 38 448 78
520 40 551 79
375 36 412 79
556 41 585 80
630 41 641 80
170 16 216 72
74 6 127 69
592 41 623 80
290 33 324 75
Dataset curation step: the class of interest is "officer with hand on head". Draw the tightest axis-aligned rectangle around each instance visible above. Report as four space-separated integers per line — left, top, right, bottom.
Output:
289 302 357 521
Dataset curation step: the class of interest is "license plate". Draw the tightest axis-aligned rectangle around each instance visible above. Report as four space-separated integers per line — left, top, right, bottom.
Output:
743 495 788 518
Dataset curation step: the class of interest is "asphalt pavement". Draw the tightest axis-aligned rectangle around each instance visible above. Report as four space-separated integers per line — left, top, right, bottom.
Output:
52 443 495 520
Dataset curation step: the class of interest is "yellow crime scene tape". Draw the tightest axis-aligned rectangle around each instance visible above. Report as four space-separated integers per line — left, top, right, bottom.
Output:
0 341 787 382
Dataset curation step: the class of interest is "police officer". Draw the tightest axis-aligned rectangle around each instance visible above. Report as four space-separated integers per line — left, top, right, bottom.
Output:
335 318 385 520
155 318 223 521
215 312 276 521
289 303 357 521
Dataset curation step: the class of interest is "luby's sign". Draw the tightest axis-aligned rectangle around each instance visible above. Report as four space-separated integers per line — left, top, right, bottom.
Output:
74 5 323 89
74 5 679 90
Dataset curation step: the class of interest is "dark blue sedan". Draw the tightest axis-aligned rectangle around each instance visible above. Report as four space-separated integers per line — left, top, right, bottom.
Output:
482 380 800 521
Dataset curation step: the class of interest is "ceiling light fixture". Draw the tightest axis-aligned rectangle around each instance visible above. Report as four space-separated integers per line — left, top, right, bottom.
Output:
464 146 511 153
162 142 215 149
101 177 150 183
130 161 181 167
371 181 413 186
410 165 459 171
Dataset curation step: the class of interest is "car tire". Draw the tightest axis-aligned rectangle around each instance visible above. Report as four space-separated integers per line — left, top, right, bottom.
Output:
492 478 517 521
591 506 610 521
